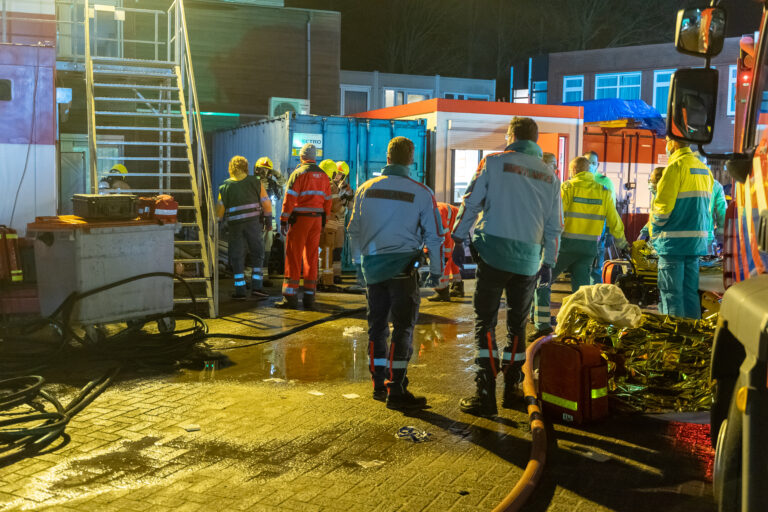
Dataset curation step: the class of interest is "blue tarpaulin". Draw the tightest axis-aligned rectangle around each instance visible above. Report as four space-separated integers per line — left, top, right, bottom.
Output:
563 99 666 137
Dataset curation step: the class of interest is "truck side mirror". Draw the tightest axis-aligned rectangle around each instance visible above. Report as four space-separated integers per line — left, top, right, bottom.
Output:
675 7 727 58
667 68 718 145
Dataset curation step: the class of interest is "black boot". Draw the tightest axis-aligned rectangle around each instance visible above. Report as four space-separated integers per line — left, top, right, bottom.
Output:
459 372 497 417
427 287 451 302
274 296 298 309
502 371 524 409
386 390 428 411
449 281 464 297
373 384 387 402
302 292 316 309
231 286 247 300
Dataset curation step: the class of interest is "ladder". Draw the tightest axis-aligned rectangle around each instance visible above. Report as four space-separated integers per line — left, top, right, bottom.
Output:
83 1 218 317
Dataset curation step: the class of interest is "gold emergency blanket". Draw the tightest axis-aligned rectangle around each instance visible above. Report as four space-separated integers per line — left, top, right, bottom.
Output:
556 311 717 413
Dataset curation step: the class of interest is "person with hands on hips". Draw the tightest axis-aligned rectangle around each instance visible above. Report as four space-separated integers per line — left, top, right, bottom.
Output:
451 116 563 417
347 136 443 411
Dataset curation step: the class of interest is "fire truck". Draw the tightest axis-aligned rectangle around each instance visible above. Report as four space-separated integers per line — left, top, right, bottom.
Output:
668 3 768 511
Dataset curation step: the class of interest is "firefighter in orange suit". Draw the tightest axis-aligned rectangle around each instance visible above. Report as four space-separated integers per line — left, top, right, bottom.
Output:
276 143 332 309
428 202 464 301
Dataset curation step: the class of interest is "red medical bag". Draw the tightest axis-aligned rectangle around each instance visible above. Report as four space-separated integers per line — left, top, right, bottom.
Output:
0 225 23 284
154 195 178 224
539 338 609 425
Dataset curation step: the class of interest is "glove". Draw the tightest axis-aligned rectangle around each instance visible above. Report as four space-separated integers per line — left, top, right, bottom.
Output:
263 217 273 232
280 221 288 236
535 264 552 289
451 244 465 268
451 234 463 245
423 273 442 289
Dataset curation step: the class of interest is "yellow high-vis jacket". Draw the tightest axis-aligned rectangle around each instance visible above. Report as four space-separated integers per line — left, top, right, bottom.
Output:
560 171 627 255
651 147 713 256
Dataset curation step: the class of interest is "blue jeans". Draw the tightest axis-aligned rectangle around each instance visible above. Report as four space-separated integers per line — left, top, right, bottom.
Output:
658 255 701 319
534 250 595 330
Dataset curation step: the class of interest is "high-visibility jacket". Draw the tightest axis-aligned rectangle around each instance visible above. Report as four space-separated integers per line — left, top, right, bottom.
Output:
218 175 272 224
561 171 627 255
347 164 444 285
651 147 713 256
709 179 727 241
594 173 616 202
281 163 332 222
452 140 563 276
328 180 346 226
437 201 458 254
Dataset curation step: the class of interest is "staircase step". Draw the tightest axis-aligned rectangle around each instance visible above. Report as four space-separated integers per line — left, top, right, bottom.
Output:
95 110 183 118
96 126 185 132
174 240 203 245
101 188 192 194
91 56 177 67
112 172 191 178
175 258 204 264
93 67 176 78
98 156 189 162
94 97 181 104
173 278 210 284
97 140 187 147
94 83 178 91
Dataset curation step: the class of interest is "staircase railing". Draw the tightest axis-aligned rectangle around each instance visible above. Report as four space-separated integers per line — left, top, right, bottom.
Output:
83 0 98 193
171 0 218 316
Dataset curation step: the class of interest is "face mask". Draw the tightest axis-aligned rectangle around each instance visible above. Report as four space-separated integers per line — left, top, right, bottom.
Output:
665 142 674 157
590 163 598 174
649 184 657 195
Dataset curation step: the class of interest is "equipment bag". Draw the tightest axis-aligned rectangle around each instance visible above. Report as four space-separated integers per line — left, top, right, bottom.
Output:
602 259 629 285
269 232 285 276
539 338 608 425
154 195 178 224
0 225 23 284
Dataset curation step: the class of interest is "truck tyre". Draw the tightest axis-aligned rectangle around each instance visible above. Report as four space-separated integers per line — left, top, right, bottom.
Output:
714 382 743 512
711 376 736 449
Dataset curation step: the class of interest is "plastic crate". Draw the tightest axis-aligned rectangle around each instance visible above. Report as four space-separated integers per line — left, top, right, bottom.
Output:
72 194 137 220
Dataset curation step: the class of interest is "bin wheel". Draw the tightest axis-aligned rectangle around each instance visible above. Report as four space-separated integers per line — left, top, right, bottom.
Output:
126 319 145 330
157 317 176 334
84 325 107 344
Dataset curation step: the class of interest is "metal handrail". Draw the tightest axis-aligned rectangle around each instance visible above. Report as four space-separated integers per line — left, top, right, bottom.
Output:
176 0 218 316
84 0 98 193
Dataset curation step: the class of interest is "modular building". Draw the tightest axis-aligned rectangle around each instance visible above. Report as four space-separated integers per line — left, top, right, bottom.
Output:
352 99 583 204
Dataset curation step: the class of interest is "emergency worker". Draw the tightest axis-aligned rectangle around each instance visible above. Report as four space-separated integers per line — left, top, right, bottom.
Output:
638 167 665 242
585 151 617 285
451 117 563 417
709 178 727 253
99 164 131 191
276 144 332 309
542 152 558 179
335 161 355 209
651 138 713 319
428 202 463 301
347 136 443 411
253 156 284 287
217 156 272 299
318 159 345 287
533 156 628 336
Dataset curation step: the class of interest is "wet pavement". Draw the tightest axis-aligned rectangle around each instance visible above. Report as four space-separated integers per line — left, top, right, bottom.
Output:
0 278 715 511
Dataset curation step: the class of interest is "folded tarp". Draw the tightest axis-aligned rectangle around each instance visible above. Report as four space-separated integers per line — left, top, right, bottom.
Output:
564 98 666 138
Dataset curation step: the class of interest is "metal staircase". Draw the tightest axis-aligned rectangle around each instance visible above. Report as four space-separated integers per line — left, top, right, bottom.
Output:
83 0 218 317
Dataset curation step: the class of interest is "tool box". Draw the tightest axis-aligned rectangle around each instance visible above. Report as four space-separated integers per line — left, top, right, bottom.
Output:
72 194 137 220
539 338 609 425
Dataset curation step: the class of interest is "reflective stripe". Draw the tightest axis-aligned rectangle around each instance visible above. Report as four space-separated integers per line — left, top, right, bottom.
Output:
234 274 245 279
5 234 18 239
562 232 600 241
677 190 710 198
234 280 246 286
502 352 512 361
373 358 388 367
564 211 605 221
330 194 339 199
304 290 315 295
283 287 296 295
300 190 326 197
477 349 499 358
227 202 260 213
591 387 608 399
252 275 263 281
228 211 261 221
654 212 671 219
689 167 710 175
515 352 526 361
389 360 408 369
155 208 177 216
541 392 578 411
294 207 324 213
286 189 298 196
261 196 271 203
535 312 550 320
655 230 708 238
573 197 602 205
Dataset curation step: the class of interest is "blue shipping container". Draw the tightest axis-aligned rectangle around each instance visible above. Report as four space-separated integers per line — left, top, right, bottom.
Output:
211 113 427 192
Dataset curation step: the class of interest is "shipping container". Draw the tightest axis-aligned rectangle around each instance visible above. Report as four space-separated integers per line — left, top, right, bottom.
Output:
211 113 428 193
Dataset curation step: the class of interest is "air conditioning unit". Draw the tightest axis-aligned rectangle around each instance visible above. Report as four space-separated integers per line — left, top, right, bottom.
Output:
269 97 310 118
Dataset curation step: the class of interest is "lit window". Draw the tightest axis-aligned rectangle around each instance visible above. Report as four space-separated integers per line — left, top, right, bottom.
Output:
562 76 583 103
653 70 674 116
595 72 641 100
728 65 737 116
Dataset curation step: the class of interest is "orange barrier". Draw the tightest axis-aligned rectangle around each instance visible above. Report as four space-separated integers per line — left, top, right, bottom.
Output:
492 334 553 512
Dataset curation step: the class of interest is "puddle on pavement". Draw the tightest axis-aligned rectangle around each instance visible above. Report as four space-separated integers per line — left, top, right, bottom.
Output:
178 312 475 384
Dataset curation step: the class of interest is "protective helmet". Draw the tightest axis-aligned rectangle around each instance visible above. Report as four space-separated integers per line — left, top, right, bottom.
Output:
335 161 350 176
319 159 337 179
110 163 127 174
255 157 273 170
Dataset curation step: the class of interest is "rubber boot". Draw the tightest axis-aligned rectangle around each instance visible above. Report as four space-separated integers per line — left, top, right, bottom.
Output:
386 390 428 411
427 287 451 302
459 372 497 417
302 292 316 310
231 286 247 301
449 281 464 298
274 295 298 309
502 370 524 409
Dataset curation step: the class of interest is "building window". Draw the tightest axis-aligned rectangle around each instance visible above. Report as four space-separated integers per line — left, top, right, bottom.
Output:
0 79 11 101
532 81 547 104
444 92 490 101
595 72 641 100
728 65 737 116
653 70 674 116
384 88 432 107
562 75 583 103
340 85 370 115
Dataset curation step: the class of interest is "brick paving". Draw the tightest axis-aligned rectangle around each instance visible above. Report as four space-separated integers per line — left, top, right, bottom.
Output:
0 280 715 511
